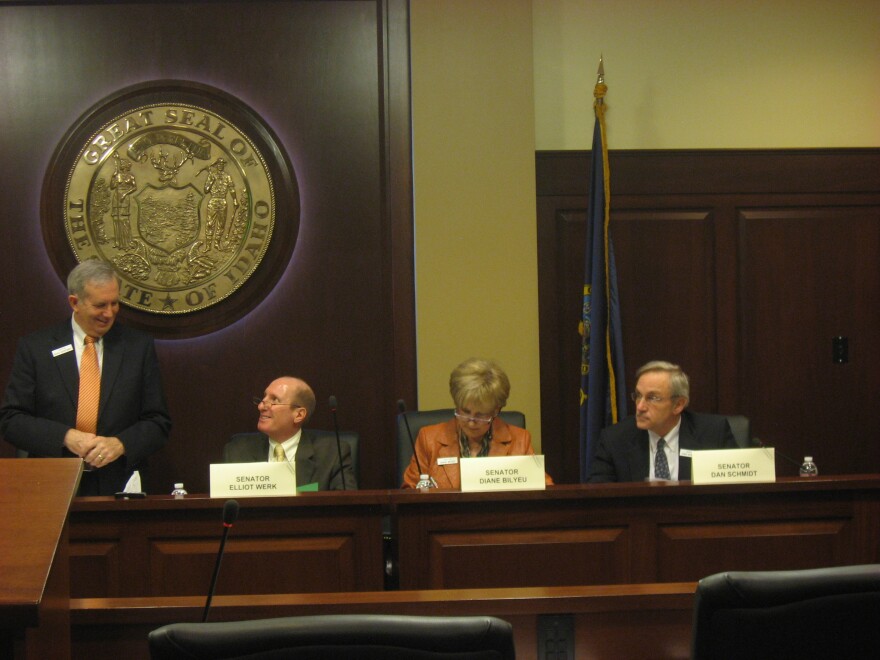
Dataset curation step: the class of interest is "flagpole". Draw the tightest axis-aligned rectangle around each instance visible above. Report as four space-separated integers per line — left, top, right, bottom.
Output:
580 54 626 481
593 56 617 422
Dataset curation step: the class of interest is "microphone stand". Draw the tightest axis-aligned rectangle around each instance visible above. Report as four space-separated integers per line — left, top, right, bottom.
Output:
398 399 436 488
328 395 347 491
752 438 803 472
203 500 239 622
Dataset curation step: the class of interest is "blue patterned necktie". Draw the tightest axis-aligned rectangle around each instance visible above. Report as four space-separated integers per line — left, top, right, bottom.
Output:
655 437 671 480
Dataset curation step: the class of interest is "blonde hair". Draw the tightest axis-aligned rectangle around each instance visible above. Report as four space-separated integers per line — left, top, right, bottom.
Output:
449 358 510 411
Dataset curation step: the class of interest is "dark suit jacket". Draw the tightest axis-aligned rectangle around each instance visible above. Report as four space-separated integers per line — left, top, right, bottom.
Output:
587 410 737 483
0 319 172 495
223 430 358 491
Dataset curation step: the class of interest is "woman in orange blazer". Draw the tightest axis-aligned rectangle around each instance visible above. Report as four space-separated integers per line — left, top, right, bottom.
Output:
402 357 553 489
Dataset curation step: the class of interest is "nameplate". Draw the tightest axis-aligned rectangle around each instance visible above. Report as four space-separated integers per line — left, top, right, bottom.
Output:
209 462 297 498
460 455 546 492
691 447 776 485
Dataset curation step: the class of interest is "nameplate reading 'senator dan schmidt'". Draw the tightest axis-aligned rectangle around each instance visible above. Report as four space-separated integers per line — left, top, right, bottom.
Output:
460 455 546 492
691 447 776 485
209 462 296 498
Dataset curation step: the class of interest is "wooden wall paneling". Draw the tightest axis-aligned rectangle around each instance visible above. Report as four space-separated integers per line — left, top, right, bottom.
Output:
68 540 121 600
0 1 415 492
710 199 742 415
63 478 880 600
611 207 719 411
536 201 587 484
426 527 631 590
536 149 880 480
738 204 880 475
149 534 360 596
393 478 880 591
655 519 849 582
383 0 418 488
70 492 387 598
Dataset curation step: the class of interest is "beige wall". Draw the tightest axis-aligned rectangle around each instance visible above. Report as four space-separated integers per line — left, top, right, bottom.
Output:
534 0 880 149
410 0 542 443
410 0 880 450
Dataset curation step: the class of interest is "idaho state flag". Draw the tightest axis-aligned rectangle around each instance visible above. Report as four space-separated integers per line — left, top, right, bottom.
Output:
579 64 627 481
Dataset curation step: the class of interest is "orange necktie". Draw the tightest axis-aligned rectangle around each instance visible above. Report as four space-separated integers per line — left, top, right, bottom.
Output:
76 336 100 434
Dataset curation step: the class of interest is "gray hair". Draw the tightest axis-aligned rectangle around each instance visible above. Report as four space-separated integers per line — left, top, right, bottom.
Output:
635 360 690 400
67 260 120 297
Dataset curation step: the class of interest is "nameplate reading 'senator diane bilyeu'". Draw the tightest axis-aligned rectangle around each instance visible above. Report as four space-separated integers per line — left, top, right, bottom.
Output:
459 455 546 492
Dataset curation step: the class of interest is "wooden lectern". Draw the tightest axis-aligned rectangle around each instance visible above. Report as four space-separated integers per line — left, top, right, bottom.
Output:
0 458 82 660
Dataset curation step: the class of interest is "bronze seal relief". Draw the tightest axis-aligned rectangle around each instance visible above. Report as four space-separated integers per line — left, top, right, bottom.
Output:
43 81 299 338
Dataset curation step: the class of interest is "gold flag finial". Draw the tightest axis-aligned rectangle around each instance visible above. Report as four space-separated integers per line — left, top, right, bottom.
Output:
594 55 607 106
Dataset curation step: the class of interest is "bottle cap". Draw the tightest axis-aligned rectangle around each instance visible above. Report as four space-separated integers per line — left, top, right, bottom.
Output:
804 457 812 462
419 474 429 479
174 482 184 488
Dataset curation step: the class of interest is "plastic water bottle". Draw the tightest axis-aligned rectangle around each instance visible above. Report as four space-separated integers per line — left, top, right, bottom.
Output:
415 474 435 491
799 457 818 477
171 482 188 498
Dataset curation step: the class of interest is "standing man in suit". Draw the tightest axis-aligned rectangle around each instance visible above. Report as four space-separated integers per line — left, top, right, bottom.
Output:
0 260 172 495
588 361 736 483
223 376 357 490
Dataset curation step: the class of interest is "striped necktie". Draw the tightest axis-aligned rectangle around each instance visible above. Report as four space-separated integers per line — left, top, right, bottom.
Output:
655 437 671 480
76 336 100 434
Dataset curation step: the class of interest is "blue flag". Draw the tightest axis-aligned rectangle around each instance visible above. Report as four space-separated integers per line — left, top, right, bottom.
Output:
579 74 627 482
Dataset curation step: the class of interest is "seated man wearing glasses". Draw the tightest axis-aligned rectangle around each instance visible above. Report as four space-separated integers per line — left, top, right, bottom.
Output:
402 357 553 489
223 376 357 490
588 361 736 483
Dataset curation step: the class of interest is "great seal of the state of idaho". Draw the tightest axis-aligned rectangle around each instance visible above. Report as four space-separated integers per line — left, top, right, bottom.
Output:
63 102 276 314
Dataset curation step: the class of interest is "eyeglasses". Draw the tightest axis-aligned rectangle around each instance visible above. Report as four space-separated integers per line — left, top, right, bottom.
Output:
631 392 676 405
252 396 302 409
454 411 495 425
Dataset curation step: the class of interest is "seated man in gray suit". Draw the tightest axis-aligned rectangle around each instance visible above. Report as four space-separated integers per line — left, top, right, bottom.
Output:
223 376 357 490
588 361 736 483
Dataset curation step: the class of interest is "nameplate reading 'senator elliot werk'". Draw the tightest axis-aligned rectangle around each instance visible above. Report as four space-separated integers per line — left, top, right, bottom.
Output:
691 447 776 485
209 462 296 498
460 455 546 492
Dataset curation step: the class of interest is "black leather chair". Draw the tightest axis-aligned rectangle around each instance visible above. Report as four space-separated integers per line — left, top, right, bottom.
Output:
395 408 526 486
314 430 359 484
723 414 750 449
692 564 880 660
149 613 515 659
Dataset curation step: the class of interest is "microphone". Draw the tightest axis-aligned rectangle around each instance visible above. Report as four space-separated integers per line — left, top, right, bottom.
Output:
751 438 802 472
328 395 347 491
398 399 434 487
203 499 239 622
398 399 423 475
